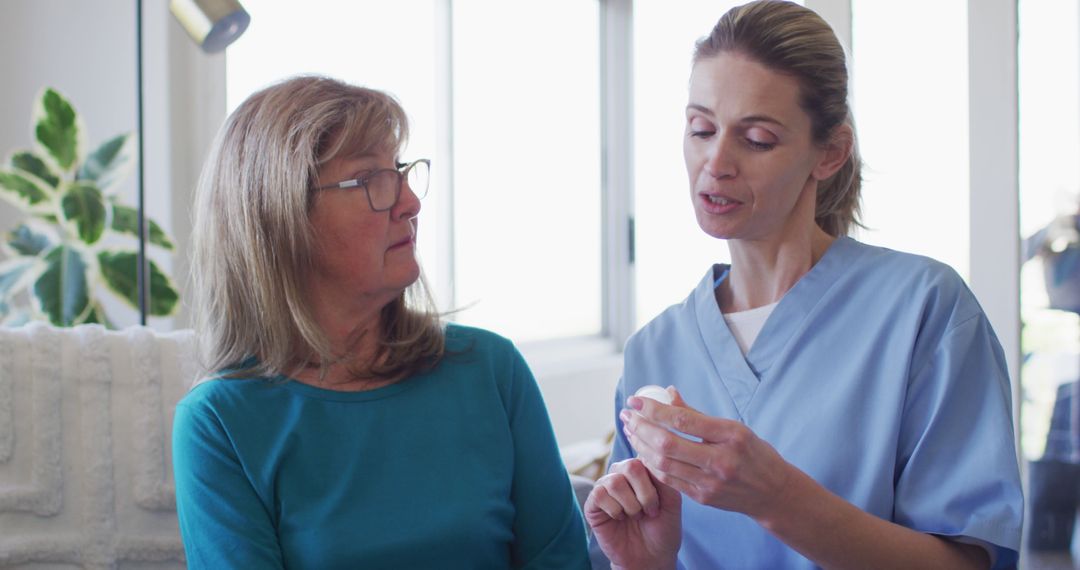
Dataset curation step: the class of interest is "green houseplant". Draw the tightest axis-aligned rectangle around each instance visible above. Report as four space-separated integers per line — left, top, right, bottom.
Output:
0 88 179 327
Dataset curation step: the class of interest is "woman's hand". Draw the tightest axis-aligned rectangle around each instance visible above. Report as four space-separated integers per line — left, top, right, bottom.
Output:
620 389 794 522
623 390 996 570
584 458 681 570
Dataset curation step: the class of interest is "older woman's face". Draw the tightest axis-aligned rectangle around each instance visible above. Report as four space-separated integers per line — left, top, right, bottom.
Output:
684 52 828 242
308 149 421 311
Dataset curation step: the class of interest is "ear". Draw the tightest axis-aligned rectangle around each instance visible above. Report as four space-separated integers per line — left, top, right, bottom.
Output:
811 123 853 181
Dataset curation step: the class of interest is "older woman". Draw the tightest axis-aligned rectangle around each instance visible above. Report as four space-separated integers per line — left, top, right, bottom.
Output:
173 75 589 569
584 2 1023 569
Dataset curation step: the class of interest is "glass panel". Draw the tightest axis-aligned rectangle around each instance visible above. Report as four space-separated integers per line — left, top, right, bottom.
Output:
451 0 601 342
632 1 801 327
225 0 445 297
1018 0 1080 559
850 0 969 277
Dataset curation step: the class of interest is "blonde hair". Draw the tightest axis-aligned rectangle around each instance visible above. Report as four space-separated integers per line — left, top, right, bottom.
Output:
694 0 862 237
191 75 444 381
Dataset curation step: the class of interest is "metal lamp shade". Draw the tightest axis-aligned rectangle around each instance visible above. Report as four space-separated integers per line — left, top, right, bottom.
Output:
170 0 250 53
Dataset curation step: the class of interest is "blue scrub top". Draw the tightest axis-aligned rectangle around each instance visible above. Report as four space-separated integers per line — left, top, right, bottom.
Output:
609 237 1023 569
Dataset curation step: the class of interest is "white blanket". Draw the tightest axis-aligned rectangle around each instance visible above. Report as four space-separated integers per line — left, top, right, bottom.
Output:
0 322 197 568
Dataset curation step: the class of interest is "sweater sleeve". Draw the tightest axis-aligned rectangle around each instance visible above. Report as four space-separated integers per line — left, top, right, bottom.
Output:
503 346 591 570
172 399 284 569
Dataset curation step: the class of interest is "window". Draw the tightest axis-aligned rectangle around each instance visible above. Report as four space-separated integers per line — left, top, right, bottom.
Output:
631 0 749 327
1018 0 1080 461
850 0 970 276
226 0 601 344
226 1 440 164
451 1 602 342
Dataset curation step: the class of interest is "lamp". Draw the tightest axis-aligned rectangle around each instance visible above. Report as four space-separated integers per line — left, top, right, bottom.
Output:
169 0 251 54
134 0 248 324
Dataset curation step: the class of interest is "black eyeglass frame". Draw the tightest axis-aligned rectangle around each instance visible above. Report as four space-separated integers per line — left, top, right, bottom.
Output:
316 158 430 212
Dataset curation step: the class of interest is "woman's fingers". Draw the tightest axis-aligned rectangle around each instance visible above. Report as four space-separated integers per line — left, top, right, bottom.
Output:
610 458 662 517
585 482 627 522
627 394 741 444
668 386 688 408
621 408 713 470
623 418 709 493
621 390 775 511
586 459 666 524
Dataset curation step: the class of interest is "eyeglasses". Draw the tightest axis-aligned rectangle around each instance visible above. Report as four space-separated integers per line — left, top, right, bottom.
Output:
317 158 430 212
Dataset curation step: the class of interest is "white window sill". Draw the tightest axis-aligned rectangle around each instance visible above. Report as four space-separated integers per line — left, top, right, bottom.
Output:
517 334 623 378
517 334 624 448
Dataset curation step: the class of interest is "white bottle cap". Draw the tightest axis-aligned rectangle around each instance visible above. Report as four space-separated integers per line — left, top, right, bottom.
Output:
634 385 673 405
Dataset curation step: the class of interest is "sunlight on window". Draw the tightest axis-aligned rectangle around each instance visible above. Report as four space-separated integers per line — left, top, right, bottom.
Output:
850 0 969 277
1018 0 1080 461
1019 0 1080 240
451 1 602 342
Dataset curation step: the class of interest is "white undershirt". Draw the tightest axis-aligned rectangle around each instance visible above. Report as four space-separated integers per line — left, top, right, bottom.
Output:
722 301 779 356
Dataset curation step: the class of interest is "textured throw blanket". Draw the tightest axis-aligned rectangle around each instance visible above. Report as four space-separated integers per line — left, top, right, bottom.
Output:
0 322 197 569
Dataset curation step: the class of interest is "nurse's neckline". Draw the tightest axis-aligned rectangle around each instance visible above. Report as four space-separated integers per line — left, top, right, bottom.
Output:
714 234 842 313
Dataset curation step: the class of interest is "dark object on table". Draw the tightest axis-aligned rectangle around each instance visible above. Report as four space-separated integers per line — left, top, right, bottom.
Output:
1028 382 1080 551
1027 458 1080 551
1045 382 1080 463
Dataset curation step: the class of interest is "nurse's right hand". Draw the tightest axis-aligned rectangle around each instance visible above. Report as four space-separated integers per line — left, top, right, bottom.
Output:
584 458 681 570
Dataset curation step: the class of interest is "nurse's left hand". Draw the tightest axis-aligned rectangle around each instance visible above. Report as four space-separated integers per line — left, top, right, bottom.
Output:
621 389 796 521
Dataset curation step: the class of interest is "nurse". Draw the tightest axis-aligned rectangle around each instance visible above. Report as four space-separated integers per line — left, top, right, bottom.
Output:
583 1 1023 569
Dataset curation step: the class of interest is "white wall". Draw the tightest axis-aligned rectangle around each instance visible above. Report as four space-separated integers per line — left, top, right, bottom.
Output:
0 1 149 328
150 0 228 332
0 0 137 249
0 2 136 166
967 0 1021 435
0 0 221 331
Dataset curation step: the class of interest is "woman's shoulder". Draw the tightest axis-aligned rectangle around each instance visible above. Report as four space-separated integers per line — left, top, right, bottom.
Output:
176 373 281 418
444 322 517 353
842 238 970 294
841 237 959 281
439 323 525 375
840 238 985 326
436 324 536 404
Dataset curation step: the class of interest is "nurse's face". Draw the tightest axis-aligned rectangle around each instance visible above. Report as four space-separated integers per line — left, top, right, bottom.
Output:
684 51 830 241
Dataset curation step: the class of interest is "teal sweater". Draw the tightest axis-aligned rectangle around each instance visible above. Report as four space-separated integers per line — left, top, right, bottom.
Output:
172 325 589 569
